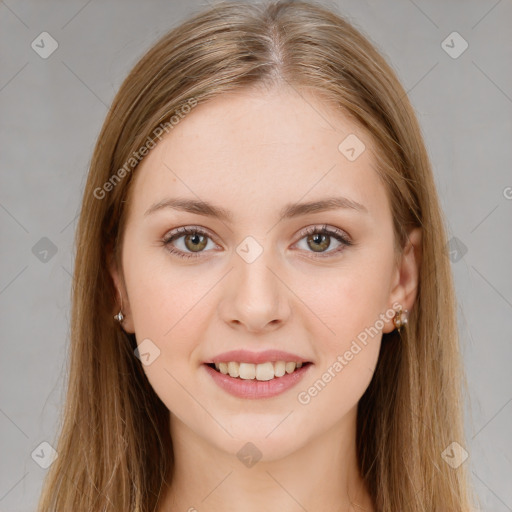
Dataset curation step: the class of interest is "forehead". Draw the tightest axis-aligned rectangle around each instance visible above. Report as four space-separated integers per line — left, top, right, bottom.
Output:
128 86 389 222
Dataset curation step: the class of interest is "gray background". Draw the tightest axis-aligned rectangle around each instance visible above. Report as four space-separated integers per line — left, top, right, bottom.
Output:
1 0 511 510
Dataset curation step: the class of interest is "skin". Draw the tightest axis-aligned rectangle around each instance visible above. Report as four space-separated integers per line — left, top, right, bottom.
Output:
110 83 422 512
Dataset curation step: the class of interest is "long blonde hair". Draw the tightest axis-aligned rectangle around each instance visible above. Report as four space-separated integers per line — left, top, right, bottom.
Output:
38 1 476 510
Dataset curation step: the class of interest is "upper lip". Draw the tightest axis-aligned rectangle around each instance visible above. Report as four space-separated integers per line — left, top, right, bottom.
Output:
206 349 311 365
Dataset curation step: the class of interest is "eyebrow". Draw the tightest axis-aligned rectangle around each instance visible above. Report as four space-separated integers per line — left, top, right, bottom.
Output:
144 196 368 221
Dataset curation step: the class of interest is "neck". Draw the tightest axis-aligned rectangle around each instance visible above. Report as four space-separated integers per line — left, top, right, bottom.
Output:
158 406 374 512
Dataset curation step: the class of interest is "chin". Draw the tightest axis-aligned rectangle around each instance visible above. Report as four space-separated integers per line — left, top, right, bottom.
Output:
204 419 309 462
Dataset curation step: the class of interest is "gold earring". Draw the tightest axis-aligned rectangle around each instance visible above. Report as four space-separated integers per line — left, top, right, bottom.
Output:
393 307 408 333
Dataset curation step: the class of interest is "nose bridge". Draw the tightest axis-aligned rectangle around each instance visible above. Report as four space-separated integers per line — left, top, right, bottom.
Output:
235 234 280 303
221 234 290 330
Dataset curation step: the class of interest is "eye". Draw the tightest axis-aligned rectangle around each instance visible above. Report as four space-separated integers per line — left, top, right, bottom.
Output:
162 226 218 260
294 224 352 257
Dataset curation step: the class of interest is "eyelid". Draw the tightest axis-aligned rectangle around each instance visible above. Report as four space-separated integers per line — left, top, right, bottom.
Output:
296 224 352 243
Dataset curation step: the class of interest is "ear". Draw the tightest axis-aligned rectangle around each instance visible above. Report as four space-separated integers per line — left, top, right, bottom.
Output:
382 227 422 334
108 249 135 334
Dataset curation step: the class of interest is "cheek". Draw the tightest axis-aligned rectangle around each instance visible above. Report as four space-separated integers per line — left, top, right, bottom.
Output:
124 245 211 341
295 258 392 408
304 260 392 346
123 247 221 383
123 256 211 414
295 273 385 416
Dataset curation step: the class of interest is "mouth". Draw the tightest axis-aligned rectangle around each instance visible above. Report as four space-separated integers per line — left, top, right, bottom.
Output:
205 361 313 381
203 360 313 399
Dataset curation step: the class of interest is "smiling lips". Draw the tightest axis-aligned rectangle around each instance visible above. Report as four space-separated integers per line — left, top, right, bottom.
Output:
206 349 310 380
204 349 313 398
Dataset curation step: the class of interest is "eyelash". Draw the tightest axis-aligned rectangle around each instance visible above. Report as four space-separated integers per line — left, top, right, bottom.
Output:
161 224 353 260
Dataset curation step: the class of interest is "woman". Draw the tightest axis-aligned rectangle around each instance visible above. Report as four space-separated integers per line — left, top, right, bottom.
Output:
37 1 477 510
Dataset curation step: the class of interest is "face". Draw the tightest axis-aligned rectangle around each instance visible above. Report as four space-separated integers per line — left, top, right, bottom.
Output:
110 84 419 460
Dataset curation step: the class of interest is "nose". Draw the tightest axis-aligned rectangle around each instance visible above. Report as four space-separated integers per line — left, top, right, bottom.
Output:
218 246 291 334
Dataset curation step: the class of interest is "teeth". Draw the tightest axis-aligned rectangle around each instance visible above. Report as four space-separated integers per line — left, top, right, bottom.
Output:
227 361 239 378
255 362 274 381
239 362 256 379
285 362 296 374
274 361 286 377
212 361 306 380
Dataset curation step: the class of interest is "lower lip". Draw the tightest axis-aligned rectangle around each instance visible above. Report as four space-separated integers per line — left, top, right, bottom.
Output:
203 363 312 399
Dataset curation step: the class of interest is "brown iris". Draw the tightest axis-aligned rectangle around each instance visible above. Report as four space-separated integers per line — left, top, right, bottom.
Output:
307 233 331 252
184 232 208 252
